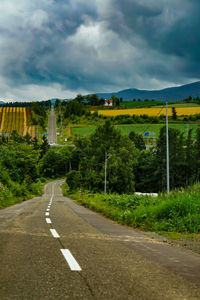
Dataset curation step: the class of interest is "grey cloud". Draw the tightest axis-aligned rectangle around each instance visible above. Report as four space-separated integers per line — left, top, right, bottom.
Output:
0 0 199 101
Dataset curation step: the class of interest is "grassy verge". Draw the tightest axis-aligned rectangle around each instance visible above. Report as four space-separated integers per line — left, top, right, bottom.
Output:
63 183 200 235
0 178 52 209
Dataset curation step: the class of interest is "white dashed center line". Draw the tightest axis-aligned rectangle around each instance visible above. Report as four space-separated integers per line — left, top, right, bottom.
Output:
50 229 60 238
45 184 82 272
46 218 52 224
61 249 82 271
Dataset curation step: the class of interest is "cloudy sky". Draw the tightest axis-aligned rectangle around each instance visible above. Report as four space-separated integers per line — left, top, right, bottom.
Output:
0 0 200 101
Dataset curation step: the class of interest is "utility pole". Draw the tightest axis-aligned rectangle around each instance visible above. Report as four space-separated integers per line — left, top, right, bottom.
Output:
104 151 108 194
166 101 170 195
59 103 63 143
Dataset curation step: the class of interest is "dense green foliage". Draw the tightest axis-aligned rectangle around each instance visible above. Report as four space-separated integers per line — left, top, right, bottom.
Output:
0 138 42 208
66 120 200 194
65 182 200 233
135 127 200 192
39 147 70 177
31 102 49 129
0 131 70 209
67 121 138 194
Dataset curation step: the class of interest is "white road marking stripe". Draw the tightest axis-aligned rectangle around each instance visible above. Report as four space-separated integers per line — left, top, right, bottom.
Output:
48 205 51 208
46 218 52 224
50 229 60 238
47 208 50 211
45 212 49 216
61 249 82 271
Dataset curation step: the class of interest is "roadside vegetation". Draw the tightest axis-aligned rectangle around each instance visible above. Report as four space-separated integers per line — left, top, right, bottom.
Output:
61 118 200 236
64 120 200 193
0 125 69 209
64 183 200 234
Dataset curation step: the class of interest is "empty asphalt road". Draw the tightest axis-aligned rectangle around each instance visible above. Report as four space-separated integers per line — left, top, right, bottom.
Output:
0 180 200 299
47 106 57 145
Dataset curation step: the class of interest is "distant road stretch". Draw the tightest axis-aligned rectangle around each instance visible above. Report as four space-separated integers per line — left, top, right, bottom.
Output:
0 181 200 299
47 106 57 145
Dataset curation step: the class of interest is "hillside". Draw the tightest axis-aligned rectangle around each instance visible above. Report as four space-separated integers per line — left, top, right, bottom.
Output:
96 81 200 101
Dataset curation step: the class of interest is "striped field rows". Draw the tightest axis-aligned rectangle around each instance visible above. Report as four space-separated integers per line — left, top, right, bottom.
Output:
95 107 200 117
0 107 36 138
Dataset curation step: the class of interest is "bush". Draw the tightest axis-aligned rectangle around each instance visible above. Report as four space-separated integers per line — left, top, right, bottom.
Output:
66 170 81 190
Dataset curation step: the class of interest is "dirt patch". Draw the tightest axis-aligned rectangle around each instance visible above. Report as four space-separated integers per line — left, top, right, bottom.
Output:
163 234 200 255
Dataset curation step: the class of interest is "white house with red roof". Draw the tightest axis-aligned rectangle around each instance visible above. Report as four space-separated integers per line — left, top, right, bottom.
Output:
104 99 113 106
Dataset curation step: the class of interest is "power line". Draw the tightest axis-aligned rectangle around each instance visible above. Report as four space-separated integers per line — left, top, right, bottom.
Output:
141 103 165 136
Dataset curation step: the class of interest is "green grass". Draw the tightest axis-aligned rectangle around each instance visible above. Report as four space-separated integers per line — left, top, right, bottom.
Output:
165 103 200 108
120 101 200 109
64 183 200 234
120 101 162 108
71 126 96 137
71 124 200 139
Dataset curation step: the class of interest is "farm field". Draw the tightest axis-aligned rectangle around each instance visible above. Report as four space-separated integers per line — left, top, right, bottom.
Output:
0 107 36 138
96 107 200 117
120 101 200 109
71 123 200 139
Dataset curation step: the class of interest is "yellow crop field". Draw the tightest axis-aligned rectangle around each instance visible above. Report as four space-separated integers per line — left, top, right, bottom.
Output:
96 107 200 117
0 107 36 138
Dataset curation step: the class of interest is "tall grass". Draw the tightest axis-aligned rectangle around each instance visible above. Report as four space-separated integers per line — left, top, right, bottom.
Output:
66 183 200 233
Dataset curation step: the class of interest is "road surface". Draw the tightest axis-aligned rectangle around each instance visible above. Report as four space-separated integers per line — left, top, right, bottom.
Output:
47 106 57 145
0 180 200 299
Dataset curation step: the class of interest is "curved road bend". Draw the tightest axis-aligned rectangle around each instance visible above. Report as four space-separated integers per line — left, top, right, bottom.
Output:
47 106 57 145
0 180 200 300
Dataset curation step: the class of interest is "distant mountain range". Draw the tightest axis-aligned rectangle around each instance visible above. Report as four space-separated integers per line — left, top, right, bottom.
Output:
96 81 200 101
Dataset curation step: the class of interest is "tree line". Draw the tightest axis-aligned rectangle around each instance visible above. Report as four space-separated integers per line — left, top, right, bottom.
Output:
1 121 200 203
66 121 200 194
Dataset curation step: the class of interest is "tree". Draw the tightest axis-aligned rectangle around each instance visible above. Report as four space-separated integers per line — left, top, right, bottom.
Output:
154 126 185 191
99 98 105 106
129 131 146 150
90 120 121 153
38 147 70 178
193 128 200 182
67 121 138 193
135 150 157 192
64 100 86 118
172 107 177 120
66 171 81 190
185 129 195 185
110 95 120 106
88 94 99 106
74 94 84 103
23 133 32 144
40 135 50 158
10 130 24 143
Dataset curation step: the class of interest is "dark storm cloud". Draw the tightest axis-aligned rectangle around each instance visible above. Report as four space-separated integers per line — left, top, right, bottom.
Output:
0 0 200 100
0 0 97 86
109 0 200 78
